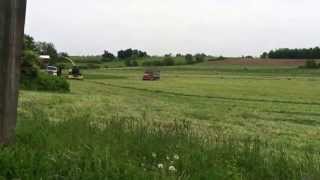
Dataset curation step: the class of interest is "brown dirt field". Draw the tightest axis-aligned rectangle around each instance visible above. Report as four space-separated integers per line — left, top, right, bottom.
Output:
208 59 318 66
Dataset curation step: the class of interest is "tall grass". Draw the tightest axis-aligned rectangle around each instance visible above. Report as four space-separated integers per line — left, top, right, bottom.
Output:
0 109 320 179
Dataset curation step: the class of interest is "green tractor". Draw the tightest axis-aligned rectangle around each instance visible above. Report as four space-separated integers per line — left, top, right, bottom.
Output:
64 57 84 80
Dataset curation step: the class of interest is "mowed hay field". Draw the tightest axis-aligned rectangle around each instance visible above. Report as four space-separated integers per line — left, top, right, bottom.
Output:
73 66 320 147
8 63 320 179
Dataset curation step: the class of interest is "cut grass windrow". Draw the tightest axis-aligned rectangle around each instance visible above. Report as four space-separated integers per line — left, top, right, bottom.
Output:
89 81 320 106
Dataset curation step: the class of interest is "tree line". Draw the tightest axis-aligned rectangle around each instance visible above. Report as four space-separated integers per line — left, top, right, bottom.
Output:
261 47 320 59
142 53 206 67
101 49 148 62
101 50 207 67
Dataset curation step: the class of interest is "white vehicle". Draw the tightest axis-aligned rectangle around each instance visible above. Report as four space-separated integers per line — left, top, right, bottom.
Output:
46 66 58 76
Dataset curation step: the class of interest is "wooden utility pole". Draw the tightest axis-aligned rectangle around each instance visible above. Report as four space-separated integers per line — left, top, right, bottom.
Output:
0 0 27 144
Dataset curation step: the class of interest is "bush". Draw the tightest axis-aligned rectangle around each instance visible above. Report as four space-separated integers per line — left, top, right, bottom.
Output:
152 60 164 66
21 73 70 92
125 59 131 67
21 50 39 79
163 55 175 66
132 60 139 67
304 60 319 69
217 56 226 61
124 59 138 67
56 63 67 70
142 61 153 66
185 54 194 64
101 50 116 62
142 60 165 67
72 56 102 64
195 54 206 63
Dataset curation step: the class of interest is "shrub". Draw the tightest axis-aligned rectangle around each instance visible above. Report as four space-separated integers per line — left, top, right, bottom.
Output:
132 60 139 67
124 59 139 67
217 56 226 61
163 55 175 66
142 60 166 67
56 63 67 70
185 54 194 64
21 73 70 92
304 60 319 69
151 60 164 66
142 61 152 66
124 59 133 67
21 50 39 79
195 54 206 63
101 50 116 62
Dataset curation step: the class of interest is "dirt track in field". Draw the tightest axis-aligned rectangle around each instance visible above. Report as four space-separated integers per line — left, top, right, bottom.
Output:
208 59 314 66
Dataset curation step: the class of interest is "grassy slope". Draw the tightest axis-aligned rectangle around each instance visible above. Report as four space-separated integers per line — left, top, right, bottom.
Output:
2 63 320 179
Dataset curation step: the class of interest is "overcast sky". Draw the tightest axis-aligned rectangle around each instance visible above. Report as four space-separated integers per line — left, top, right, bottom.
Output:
25 0 320 56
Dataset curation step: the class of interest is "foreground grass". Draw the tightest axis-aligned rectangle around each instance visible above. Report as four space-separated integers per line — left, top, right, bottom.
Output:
1 108 320 179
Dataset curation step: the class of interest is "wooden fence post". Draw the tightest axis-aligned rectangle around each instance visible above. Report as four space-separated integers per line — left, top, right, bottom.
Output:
0 0 27 144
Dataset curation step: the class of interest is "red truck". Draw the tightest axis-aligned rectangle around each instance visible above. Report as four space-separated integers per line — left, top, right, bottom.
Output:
143 69 160 81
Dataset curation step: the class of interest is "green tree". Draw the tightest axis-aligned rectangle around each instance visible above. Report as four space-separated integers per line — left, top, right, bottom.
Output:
185 54 194 64
58 52 69 58
132 60 139 67
125 59 133 67
264 47 320 59
163 55 175 66
102 50 115 62
118 49 148 60
217 56 225 61
260 52 268 59
195 53 206 63
35 42 58 60
23 34 37 51
21 50 39 79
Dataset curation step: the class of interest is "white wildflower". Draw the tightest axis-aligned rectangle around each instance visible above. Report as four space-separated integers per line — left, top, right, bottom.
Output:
173 154 180 160
168 166 177 172
157 163 164 169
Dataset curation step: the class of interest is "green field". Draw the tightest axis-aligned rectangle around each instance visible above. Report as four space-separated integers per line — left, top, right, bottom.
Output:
5 63 320 179
74 66 320 147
